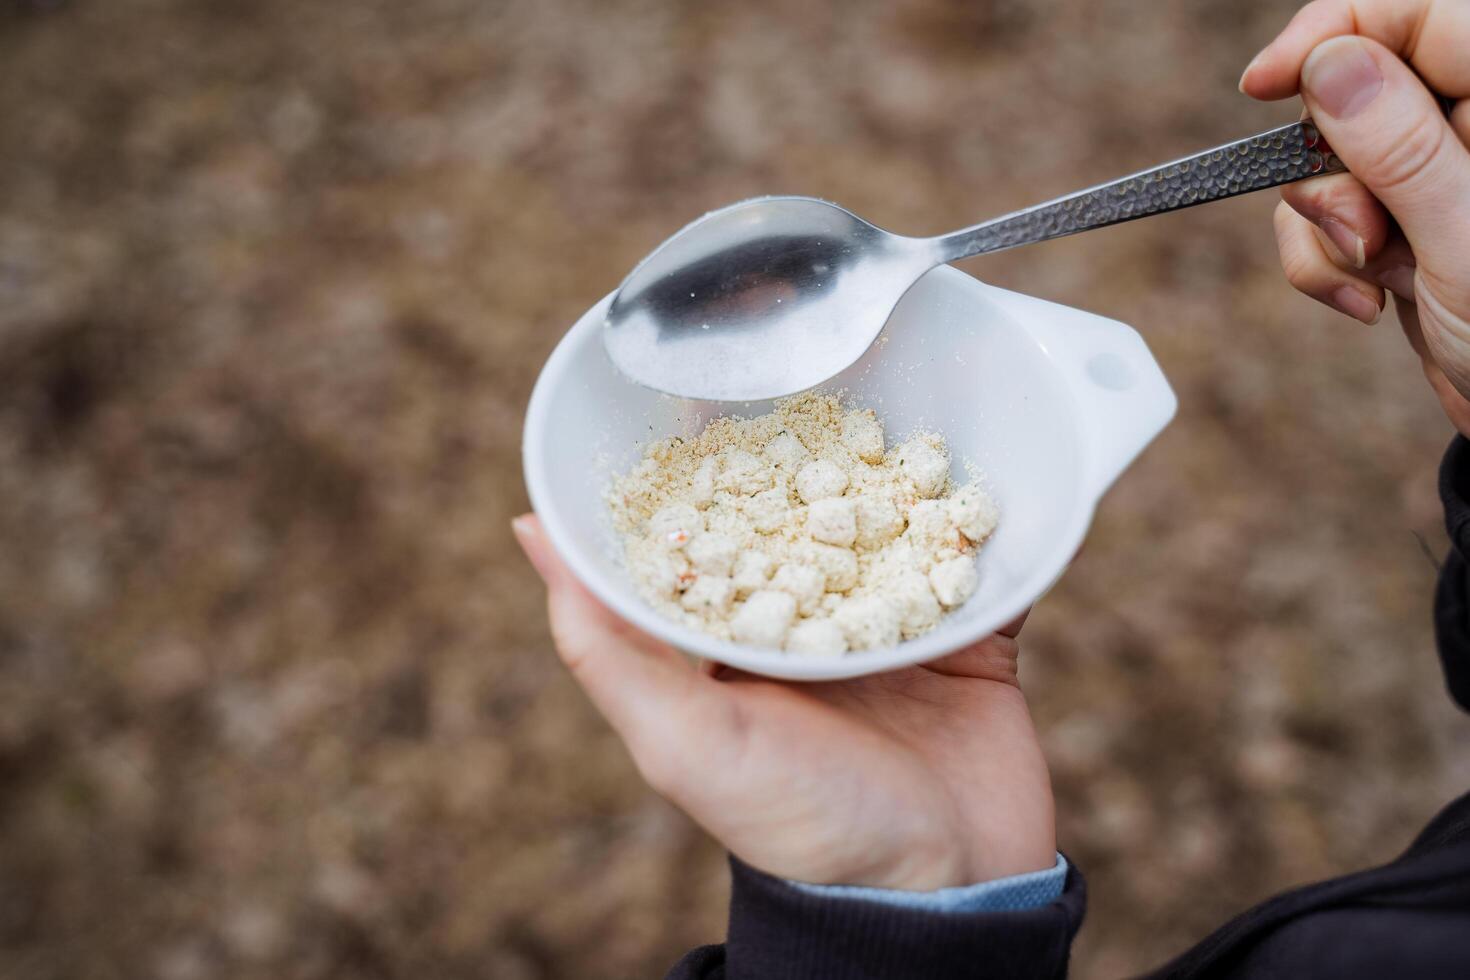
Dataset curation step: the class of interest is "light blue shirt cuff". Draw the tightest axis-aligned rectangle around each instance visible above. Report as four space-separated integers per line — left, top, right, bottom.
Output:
786 853 1068 913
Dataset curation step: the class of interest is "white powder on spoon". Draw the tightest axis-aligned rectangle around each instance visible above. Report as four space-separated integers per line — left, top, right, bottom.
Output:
606 393 998 656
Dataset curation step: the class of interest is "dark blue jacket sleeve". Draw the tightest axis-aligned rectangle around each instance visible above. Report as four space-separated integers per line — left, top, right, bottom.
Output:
1435 435 1470 713
666 856 1086 980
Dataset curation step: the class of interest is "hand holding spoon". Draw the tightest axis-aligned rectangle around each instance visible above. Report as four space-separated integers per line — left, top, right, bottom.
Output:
603 119 1345 402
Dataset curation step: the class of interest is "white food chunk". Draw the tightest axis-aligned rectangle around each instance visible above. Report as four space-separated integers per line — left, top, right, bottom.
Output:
637 546 690 598
896 438 949 498
929 557 979 607
840 410 885 464
803 542 859 592
949 483 999 543
795 460 849 503
785 619 848 657
687 532 737 577
764 431 809 471
904 499 959 557
806 497 857 548
731 590 797 647
743 487 790 533
649 504 703 549
732 551 773 597
854 496 905 551
718 449 773 495
833 596 901 650
689 457 719 508
771 563 826 615
887 569 943 637
680 575 734 614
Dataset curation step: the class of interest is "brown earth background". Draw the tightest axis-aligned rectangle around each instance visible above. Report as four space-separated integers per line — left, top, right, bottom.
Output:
3 0 1469 977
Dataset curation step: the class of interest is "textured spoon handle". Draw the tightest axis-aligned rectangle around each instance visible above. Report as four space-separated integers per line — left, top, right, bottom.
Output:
937 120 1347 260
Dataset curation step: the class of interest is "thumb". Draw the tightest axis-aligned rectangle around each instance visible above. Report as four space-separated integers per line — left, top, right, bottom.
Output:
1299 36 1470 293
511 515 743 796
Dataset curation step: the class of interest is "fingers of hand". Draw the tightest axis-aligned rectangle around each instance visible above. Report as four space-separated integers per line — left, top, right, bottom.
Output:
512 515 740 795
1357 236 1419 304
1281 182 1420 300
997 608 1031 640
1279 172 1392 269
1296 37 1470 265
924 633 1021 684
512 515 648 642
1240 0 1470 101
1275 201 1386 323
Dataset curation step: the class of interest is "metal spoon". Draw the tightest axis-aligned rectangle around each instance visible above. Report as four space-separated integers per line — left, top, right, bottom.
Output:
603 119 1345 402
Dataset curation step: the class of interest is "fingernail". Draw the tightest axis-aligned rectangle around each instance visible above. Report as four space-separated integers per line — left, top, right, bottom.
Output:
1318 218 1366 268
1238 50 1266 94
1331 285 1382 325
1380 266 1417 302
1302 38 1383 119
512 516 557 585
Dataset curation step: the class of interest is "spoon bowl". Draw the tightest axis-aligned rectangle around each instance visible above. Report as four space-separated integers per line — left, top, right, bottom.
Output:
603 197 934 402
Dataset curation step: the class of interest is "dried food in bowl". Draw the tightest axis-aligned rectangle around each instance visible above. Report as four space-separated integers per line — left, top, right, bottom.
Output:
605 392 1001 656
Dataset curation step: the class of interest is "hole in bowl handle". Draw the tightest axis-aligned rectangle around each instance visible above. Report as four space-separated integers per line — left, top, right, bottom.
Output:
1069 328 1177 497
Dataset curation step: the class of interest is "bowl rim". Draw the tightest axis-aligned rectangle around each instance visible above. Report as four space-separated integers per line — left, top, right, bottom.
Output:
522 265 1119 680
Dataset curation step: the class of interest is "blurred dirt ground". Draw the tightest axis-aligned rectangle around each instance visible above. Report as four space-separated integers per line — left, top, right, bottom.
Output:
2 0 1469 977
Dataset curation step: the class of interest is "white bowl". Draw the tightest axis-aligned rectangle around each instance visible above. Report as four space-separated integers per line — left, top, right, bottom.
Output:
522 265 1176 680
